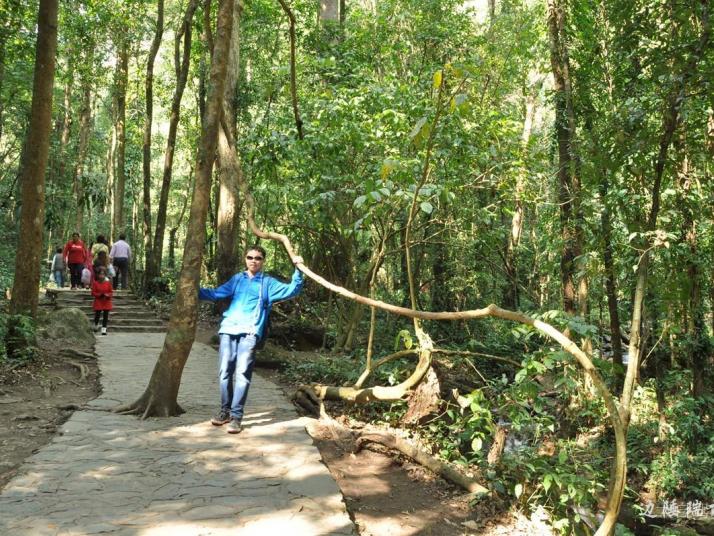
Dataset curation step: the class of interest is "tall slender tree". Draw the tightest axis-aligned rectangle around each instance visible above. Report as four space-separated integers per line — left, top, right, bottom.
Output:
147 0 199 285
142 0 165 284
72 77 92 232
547 0 581 318
116 0 235 417
111 40 129 241
10 0 59 316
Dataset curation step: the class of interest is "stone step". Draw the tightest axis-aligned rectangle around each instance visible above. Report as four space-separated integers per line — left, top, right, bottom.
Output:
50 289 135 296
59 303 156 317
58 301 144 308
56 295 143 303
79 309 161 319
102 325 168 333
49 288 167 332
86 316 166 327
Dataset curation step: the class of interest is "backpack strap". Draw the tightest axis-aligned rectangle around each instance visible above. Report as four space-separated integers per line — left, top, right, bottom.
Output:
260 274 270 312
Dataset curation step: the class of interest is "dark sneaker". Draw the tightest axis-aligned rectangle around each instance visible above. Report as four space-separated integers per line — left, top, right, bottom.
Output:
227 418 243 434
211 410 230 426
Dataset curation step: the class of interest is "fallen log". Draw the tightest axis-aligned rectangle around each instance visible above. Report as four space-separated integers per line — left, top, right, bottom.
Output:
356 430 489 496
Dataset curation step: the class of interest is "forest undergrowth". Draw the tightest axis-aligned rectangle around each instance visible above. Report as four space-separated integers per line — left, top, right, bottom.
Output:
206 295 714 535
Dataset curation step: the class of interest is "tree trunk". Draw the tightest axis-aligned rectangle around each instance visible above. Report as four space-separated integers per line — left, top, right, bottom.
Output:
10 0 58 317
319 0 339 23
106 95 116 220
112 42 128 241
547 0 580 317
0 35 5 143
216 0 242 284
600 174 624 386
147 0 198 286
168 171 192 270
705 108 714 333
117 0 234 418
678 149 709 398
504 77 540 309
142 0 165 280
73 81 92 233
57 75 72 183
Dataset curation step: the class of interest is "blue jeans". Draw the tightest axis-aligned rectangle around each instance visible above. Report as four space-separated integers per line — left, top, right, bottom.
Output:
53 270 64 288
218 333 258 421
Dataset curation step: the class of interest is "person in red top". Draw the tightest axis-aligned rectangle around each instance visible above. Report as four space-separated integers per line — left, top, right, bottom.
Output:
63 232 88 290
91 266 113 335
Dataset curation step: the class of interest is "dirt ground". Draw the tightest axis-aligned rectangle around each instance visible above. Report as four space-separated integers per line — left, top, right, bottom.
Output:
0 336 101 490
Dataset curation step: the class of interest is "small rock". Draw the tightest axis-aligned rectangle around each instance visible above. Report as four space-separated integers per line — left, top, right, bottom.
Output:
13 415 39 422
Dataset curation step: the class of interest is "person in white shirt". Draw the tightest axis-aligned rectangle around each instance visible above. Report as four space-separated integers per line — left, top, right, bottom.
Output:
109 234 132 290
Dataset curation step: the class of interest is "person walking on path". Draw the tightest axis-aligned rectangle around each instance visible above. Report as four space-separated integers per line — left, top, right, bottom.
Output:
50 247 65 288
91 266 113 335
63 232 88 290
109 234 132 290
91 235 110 262
199 245 304 434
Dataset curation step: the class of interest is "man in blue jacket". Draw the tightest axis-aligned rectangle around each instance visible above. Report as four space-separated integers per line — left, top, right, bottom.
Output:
199 245 304 433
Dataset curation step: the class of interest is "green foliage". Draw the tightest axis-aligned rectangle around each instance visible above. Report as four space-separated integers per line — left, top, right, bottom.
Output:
629 374 714 502
1 313 37 364
282 353 360 387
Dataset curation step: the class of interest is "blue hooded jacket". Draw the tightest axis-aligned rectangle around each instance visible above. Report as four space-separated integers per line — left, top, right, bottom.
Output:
199 269 303 337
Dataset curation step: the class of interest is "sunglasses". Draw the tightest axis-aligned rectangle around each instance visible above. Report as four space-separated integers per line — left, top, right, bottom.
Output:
246 255 264 261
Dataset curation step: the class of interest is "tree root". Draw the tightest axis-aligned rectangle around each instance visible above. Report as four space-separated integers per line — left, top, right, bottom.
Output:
293 386 321 416
113 397 185 419
356 430 489 496
66 360 89 382
61 348 95 360
305 415 356 454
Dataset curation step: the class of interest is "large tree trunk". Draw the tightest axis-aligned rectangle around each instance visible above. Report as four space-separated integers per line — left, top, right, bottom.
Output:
216 0 243 284
147 0 198 287
547 0 581 317
116 0 234 418
10 0 58 316
112 42 128 241
142 0 165 281
73 80 92 233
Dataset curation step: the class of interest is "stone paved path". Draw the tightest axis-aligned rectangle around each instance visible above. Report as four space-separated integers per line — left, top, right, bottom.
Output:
0 333 355 535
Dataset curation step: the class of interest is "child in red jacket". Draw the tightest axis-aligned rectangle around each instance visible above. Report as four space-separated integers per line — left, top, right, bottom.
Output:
91 266 113 335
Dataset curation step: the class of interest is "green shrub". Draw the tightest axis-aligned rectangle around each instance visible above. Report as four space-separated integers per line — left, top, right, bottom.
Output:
1 313 37 364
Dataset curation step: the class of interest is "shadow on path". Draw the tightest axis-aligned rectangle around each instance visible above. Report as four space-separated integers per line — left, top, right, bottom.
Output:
0 334 355 535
